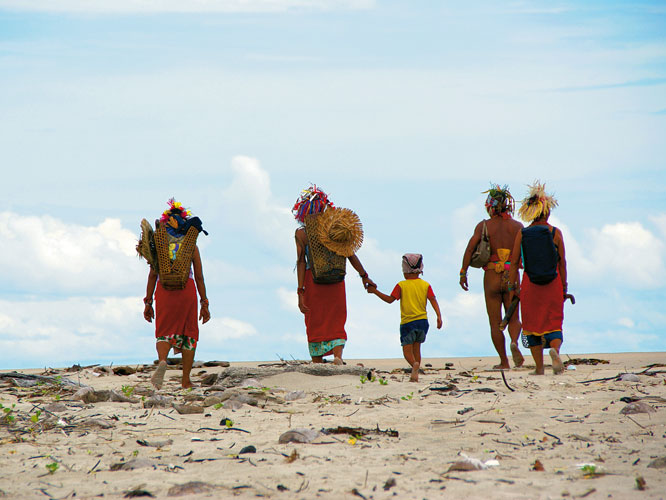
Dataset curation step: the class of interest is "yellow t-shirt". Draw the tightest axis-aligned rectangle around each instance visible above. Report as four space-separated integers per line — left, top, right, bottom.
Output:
391 278 435 325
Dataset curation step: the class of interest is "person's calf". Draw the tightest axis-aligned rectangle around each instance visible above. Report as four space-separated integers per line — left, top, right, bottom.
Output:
409 362 420 382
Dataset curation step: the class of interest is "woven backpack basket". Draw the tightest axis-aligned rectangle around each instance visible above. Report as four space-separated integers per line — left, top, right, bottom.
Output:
304 213 346 284
154 222 199 290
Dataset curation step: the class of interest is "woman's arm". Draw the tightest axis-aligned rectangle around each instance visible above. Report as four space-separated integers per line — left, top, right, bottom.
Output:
460 221 484 291
555 228 568 295
348 254 376 290
295 229 309 314
143 268 158 323
192 246 210 324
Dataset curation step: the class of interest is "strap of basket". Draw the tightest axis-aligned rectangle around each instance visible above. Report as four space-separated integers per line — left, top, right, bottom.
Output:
154 223 199 290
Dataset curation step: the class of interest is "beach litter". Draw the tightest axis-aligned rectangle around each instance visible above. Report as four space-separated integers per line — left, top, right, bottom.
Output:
619 373 640 382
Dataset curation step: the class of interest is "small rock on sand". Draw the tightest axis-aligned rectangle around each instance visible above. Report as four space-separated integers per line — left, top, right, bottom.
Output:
619 402 656 414
278 428 320 444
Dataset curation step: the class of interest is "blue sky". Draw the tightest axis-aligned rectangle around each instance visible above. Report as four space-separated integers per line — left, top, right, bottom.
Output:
0 1 664 368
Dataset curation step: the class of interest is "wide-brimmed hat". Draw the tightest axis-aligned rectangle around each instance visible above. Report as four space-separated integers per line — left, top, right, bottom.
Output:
317 207 364 257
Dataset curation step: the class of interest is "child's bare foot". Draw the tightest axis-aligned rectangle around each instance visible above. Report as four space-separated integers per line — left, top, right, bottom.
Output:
333 357 344 365
151 360 167 390
182 381 194 389
550 348 563 374
492 363 510 370
510 342 524 368
529 369 545 375
410 362 420 382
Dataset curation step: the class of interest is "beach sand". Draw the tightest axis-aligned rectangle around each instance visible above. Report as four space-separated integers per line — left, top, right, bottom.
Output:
0 352 664 499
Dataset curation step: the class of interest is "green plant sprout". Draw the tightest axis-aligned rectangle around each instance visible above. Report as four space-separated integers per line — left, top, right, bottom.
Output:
401 392 414 401
121 385 134 397
30 410 42 424
45 461 59 474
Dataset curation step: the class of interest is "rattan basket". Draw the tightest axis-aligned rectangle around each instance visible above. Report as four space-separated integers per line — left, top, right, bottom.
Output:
304 213 346 284
154 222 199 290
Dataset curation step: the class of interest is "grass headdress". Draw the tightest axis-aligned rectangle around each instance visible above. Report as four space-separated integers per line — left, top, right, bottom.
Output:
518 181 558 222
483 184 515 218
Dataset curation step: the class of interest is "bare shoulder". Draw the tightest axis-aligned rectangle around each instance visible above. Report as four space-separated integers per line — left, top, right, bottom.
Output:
295 227 307 244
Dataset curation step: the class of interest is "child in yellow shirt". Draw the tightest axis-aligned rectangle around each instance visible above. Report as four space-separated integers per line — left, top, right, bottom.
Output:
368 253 443 382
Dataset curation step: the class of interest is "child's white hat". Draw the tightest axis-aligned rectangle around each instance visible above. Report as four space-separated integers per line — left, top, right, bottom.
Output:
402 253 423 274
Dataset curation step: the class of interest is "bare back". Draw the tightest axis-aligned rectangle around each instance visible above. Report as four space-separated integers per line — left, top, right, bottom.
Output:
485 216 523 255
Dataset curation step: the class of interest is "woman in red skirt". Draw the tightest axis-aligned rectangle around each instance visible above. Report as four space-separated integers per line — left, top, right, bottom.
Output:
509 182 568 375
141 199 210 389
293 185 375 364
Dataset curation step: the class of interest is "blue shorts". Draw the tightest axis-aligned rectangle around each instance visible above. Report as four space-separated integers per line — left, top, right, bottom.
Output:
400 319 429 346
525 330 563 348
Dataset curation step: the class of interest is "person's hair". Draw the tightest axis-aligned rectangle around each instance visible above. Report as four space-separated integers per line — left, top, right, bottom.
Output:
518 181 558 222
483 184 515 218
292 184 334 223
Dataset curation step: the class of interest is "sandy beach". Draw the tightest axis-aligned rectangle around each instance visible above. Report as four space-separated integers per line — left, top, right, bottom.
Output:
0 352 664 499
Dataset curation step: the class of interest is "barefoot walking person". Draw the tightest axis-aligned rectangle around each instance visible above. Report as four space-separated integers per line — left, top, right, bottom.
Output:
137 198 210 389
460 185 525 369
293 185 375 364
367 254 443 382
509 182 568 375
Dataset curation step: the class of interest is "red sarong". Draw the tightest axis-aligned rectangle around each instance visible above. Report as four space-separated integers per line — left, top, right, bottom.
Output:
155 278 199 341
303 269 347 343
520 272 563 336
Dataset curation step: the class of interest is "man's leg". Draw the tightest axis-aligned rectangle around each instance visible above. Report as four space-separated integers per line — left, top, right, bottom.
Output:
530 345 545 375
548 337 563 374
484 271 509 369
502 293 524 368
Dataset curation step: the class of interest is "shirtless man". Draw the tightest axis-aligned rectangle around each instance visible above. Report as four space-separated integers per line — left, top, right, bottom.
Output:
459 185 524 370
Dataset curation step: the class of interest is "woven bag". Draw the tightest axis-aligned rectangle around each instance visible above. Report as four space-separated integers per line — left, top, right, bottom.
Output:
304 213 346 284
154 222 199 290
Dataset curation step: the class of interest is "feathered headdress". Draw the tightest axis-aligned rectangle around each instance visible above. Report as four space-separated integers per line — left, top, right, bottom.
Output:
483 184 514 218
292 184 335 223
160 198 191 223
518 181 558 222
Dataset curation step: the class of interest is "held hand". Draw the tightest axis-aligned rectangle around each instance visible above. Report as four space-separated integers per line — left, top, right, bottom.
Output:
298 294 309 314
199 304 211 324
362 276 376 290
437 317 443 329
143 304 154 323
366 284 377 294
459 275 469 291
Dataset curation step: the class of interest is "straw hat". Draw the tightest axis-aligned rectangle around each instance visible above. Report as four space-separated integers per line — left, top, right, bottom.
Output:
317 207 364 257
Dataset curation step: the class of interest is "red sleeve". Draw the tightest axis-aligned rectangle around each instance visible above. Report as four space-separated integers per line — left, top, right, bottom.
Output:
427 286 435 299
390 284 401 300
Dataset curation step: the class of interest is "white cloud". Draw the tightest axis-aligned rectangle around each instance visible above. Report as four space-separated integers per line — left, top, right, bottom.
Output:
559 215 666 289
0 297 151 368
0 0 374 14
205 317 257 340
617 317 635 328
218 156 294 257
277 287 299 313
0 212 143 295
